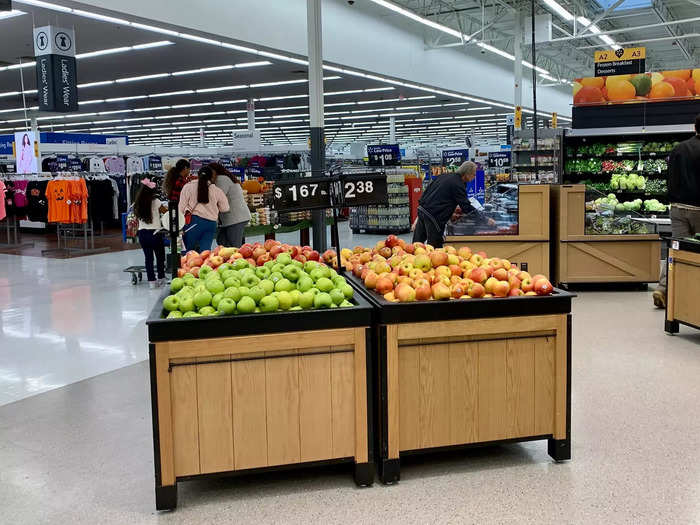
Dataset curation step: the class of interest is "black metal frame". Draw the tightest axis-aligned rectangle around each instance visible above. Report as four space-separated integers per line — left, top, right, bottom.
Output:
148 306 376 510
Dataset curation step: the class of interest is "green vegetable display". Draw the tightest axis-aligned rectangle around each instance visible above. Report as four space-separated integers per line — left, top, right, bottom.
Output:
610 173 646 191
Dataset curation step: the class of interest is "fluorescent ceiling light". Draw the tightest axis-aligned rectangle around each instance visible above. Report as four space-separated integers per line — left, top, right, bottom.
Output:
235 61 272 68
71 9 129 25
150 89 195 98
105 95 147 102
78 80 113 88
368 0 463 39
0 9 26 20
116 73 169 83
539 0 574 21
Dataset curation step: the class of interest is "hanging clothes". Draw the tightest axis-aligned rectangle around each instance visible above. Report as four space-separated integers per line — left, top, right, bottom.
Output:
26 180 49 222
0 180 6 221
87 178 116 224
13 179 28 208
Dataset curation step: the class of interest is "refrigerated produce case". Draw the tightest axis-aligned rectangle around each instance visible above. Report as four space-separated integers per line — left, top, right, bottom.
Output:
445 183 551 276
552 184 661 286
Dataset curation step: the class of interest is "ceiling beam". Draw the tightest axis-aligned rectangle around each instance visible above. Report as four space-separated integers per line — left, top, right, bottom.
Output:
577 0 626 37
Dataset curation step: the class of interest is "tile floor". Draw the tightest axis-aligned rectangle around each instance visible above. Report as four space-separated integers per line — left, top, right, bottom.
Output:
1 226 699 523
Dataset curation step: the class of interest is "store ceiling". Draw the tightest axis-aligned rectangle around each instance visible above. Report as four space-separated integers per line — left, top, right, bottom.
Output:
0 2 558 150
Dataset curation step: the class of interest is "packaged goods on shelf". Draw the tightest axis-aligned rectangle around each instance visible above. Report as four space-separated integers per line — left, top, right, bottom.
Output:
350 168 411 234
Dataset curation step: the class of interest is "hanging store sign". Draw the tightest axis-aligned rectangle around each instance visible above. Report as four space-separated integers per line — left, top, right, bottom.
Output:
33 26 78 112
514 106 522 129
367 144 401 166
594 47 645 77
551 112 558 129
442 149 469 166
487 151 511 169
1 1 12 10
232 130 261 150
273 176 333 212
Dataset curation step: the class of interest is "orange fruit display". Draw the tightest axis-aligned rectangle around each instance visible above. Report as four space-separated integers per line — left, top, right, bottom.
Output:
686 78 696 95
662 70 691 81
574 85 605 104
580 77 605 89
693 69 700 84
663 76 689 97
606 79 636 101
648 81 675 99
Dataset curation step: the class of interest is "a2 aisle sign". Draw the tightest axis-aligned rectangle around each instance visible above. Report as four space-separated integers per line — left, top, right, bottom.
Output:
272 173 388 212
367 144 401 167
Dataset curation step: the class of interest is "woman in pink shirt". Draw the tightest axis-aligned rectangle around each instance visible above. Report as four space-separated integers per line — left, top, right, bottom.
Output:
179 165 230 252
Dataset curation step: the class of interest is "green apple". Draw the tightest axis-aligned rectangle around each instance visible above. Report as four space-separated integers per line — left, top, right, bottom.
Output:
212 292 224 309
254 307 261 313
236 295 256 314
339 300 354 308
182 272 196 283
319 265 331 278
198 265 214 279
290 259 303 269
198 306 216 316
233 258 250 270
248 285 265 304
217 263 232 274
178 296 195 313
206 279 225 295
183 311 201 318
314 292 333 309
277 290 293 310
255 266 271 279
224 287 241 302
289 305 303 311
304 260 319 273
241 273 260 288
339 283 354 299
309 268 325 282
276 253 292 265
206 271 221 280
170 277 185 293
264 260 275 269
296 275 314 292
329 268 338 279
282 265 301 282
289 289 301 306
238 286 251 298
309 288 320 295
299 291 315 309
193 283 206 293
269 271 283 283
332 275 347 287
194 290 213 308
259 295 279 312
224 277 240 289
259 279 275 295
166 311 183 319
221 269 236 281
330 303 338 308
271 263 285 274
163 295 180 312
217 297 237 315
275 278 294 292
316 277 334 293
329 288 345 305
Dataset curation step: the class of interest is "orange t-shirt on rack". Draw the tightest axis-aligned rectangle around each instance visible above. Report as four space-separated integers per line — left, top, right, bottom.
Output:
70 179 88 224
46 180 71 223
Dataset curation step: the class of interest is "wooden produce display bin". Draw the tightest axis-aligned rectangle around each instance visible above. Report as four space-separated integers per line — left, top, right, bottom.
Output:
552 185 661 285
445 184 551 276
665 238 700 334
146 295 375 510
347 276 574 484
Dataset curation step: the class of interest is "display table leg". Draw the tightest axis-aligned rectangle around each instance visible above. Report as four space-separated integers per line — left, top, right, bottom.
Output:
264 232 275 241
548 438 571 462
155 483 177 510
379 458 400 484
664 319 679 334
299 227 310 246
354 462 375 487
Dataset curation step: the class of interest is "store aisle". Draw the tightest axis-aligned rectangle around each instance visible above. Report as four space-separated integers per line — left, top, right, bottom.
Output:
0 289 698 523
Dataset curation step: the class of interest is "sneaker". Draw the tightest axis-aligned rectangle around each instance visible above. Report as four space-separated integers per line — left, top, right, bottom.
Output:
652 290 666 309
148 281 158 289
157 278 168 287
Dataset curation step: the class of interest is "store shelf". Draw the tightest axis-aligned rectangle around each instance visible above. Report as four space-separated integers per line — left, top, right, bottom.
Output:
513 164 555 169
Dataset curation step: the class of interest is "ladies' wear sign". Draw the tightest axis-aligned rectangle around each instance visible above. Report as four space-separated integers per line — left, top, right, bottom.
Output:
33 26 78 112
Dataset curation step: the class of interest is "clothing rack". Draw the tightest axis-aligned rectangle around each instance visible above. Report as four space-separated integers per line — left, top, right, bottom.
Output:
0 214 34 248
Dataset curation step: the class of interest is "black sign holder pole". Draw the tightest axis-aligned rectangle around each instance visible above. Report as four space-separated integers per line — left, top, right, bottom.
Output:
169 201 179 280
531 0 539 179
329 178 343 275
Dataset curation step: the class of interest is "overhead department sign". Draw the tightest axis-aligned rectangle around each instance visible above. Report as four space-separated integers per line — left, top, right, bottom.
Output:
594 47 645 77
33 26 79 112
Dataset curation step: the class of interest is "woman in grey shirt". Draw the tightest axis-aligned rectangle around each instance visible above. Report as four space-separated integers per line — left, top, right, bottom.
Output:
210 163 252 248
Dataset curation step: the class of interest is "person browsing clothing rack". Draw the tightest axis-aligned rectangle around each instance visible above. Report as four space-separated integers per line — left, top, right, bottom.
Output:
210 162 251 248
133 178 167 288
179 165 230 252
163 159 191 203
412 161 495 248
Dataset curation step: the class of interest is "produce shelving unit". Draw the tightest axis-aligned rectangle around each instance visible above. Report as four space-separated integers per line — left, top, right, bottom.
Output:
346 275 574 484
511 129 564 183
146 293 376 510
551 184 661 286
445 184 551 277
665 237 700 334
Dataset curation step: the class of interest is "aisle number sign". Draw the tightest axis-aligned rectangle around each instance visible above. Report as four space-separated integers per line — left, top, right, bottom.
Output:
514 106 522 130
594 47 645 77
552 112 557 129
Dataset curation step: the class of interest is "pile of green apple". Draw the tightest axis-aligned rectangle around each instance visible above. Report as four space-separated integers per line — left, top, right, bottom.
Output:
162 253 355 319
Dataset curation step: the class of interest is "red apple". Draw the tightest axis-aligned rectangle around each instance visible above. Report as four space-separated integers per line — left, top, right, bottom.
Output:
508 276 521 290
190 266 200 278
450 283 465 299
415 282 431 301
177 268 186 278
294 254 307 263
307 250 320 261
269 245 284 259
256 253 271 266
398 262 413 276
531 274 547 284
448 264 462 277
364 270 379 289
376 276 394 295
429 250 449 268
353 264 364 278
469 267 488 284
484 277 499 294
252 246 266 260
516 270 532 282
395 283 416 302
468 283 485 298
508 288 525 297
534 278 554 296
469 253 484 266
431 282 452 300
385 234 400 248
493 280 510 297
239 244 253 259
208 255 224 268
264 239 279 251
457 246 472 260
200 250 211 260
246 258 256 267
322 249 336 263
520 278 534 293
493 268 508 281
404 243 415 254
189 255 203 268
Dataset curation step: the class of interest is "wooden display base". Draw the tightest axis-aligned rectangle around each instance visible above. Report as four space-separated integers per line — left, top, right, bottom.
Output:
552 185 661 285
665 241 700 334
147 297 375 510
446 184 551 276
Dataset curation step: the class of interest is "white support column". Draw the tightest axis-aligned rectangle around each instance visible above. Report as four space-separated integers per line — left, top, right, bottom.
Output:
199 127 205 147
247 98 255 131
31 117 40 160
513 9 523 112
308 0 326 250
389 116 396 143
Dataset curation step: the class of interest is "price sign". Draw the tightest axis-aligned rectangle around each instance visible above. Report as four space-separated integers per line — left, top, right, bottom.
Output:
442 149 469 166
487 151 511 169
272 177 332 212
340 173 388 207
367 144 401 166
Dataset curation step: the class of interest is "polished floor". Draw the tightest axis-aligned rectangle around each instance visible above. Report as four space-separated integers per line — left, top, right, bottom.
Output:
1 228 699 523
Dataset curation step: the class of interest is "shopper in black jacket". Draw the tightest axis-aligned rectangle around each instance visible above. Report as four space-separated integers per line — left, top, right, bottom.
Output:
412 161 494 248
653 114 700 308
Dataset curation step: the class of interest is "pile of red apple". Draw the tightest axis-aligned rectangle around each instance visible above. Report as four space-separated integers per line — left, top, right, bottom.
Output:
341 235 554 302
179 239 338 278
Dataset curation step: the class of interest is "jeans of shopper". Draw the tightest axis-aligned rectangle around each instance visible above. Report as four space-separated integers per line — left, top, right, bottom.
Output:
183 215 217 253
657 205 700 292
412 213 445 248
217 221 248 248
138 229 165 282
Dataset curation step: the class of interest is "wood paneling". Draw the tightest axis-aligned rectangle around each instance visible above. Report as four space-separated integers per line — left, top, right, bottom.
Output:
386 325 400 460
232 353 268 470
477 340 508 442
196 358 234 473
505 339 535 438
448 342 478 445
299 352 333 462
265 356 300 466
331 352 355 458
156 344 176 485
398 345 420 451
419 343 451 448
670 253 700 327
562 240 660 283
353 328 368 463
534 337 555 435
170 360 200 477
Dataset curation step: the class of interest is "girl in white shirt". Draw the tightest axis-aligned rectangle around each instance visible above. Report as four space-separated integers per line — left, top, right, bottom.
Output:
133 178 167 288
